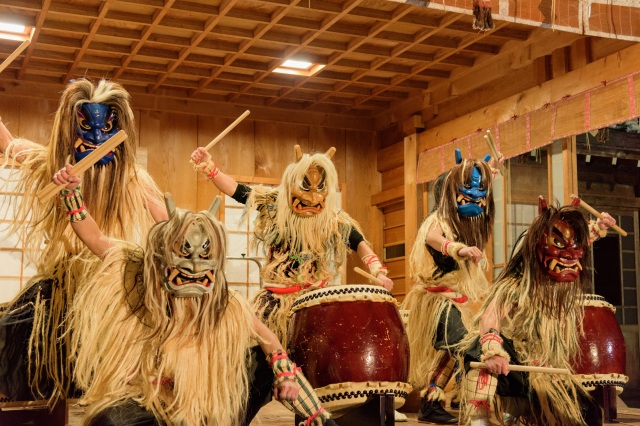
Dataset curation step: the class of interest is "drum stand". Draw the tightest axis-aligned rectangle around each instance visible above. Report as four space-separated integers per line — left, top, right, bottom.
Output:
592 385 618 423
295 393 396 426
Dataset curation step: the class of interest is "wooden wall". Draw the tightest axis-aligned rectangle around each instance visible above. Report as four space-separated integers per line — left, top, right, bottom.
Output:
0 96 383 286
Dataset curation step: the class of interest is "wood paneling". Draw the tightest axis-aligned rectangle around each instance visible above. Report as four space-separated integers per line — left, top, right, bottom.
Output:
345 130 383 286
384 209 405 229
382 165 404 191
139 110 198 211
384 226 404 247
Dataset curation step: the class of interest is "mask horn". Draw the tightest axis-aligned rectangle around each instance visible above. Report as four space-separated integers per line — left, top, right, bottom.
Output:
454 148 462 164
483 154 492 163
208 195 222 216
294 145 303 162
538 195 548 215
325 147 336 159
164 193 176 218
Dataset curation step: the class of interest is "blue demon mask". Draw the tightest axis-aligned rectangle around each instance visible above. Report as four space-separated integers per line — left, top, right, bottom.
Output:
74 103 119 165
455 149 491 218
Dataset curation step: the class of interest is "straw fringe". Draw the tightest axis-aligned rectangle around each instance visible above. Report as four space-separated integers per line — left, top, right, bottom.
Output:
0 79 164 403
72 240 254 425
243 152 362 286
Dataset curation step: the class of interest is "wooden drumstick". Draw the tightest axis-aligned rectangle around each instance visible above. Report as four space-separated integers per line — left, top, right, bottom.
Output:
36 130 127 202
470 361 571 375
353 267 384 286
570 194 627 237
0 39 31 74
203 110 250 152
484 130 506 176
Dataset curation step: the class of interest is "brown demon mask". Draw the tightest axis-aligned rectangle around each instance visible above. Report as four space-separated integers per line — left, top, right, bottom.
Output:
287 145 335 217
290 164 328 217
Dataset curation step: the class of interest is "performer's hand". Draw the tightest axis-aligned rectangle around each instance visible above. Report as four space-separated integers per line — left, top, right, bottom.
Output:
377 274 394 292
273 380 299 402
190 147 212 165
458 246 483 263
597 212 616 230
483 355 510 376
53 164 81 190
489 151 505 169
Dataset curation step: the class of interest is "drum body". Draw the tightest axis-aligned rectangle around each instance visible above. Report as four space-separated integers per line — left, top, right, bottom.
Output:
573 294 628 393
289 285 412 414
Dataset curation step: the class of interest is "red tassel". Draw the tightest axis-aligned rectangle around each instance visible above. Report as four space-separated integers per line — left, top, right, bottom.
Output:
473 0 495 31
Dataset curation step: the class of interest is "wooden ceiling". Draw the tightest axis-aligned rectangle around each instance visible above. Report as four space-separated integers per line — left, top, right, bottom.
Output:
0 0 542 129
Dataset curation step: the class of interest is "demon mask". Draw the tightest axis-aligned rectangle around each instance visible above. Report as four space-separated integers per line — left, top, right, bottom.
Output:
74 102 119 165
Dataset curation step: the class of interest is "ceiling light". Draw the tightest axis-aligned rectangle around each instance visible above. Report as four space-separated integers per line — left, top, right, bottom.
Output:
0 22 31 42
282 60 312 69
0 23 25 34
274 59 325 77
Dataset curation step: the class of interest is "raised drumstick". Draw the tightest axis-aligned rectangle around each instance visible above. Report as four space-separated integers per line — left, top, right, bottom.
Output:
0 39 31 74
470 361 570 375
354 266 384 286
203 110 250 152
36 130 127 202
570 194 627 237
484 130 506 176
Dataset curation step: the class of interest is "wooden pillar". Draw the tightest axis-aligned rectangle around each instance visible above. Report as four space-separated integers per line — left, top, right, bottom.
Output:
404 134 418 295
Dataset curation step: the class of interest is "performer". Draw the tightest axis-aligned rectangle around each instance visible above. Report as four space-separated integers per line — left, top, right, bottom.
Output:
51 164 337 426
0 79 166 403
402 148 502 424
462 196 613 426
190 145 393 347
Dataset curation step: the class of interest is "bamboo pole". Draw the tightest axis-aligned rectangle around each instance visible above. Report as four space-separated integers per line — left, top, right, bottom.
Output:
36 130 127 202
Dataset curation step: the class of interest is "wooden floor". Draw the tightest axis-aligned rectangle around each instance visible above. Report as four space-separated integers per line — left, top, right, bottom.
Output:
250 399 640 426
7 397 640 425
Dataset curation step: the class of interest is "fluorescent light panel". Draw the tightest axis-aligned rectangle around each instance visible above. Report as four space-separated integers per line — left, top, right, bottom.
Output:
0 23 25 34
273 59 325 77
0 21 30 41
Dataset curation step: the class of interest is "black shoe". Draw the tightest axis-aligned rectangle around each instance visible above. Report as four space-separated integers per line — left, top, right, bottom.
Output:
417 398 458 424
323 419 338 426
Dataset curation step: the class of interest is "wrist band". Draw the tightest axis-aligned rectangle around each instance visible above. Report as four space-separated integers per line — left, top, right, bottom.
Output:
440 239 452 256
267 349 299 384
480 331 510 363
60 186 88 222
361 254 388 277
202 160 219 180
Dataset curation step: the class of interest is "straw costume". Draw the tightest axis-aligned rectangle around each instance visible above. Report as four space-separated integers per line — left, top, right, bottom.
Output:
461 197 605 426
192 145 391 348
402 148 496 423
64 192 337 426
0 79 164 403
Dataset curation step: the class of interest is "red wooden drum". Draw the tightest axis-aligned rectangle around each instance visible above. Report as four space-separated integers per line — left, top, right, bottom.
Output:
573 294 628 393
288 284 412 414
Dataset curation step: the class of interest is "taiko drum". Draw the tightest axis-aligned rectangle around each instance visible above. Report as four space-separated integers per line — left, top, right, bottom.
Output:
288 284 412 414
573 294 628 393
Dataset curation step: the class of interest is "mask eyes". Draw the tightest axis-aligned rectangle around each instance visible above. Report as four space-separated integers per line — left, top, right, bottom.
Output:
552 236 565 248
102 112 116 132
77 110 91 130
200 240 211 259
180 241 192 256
